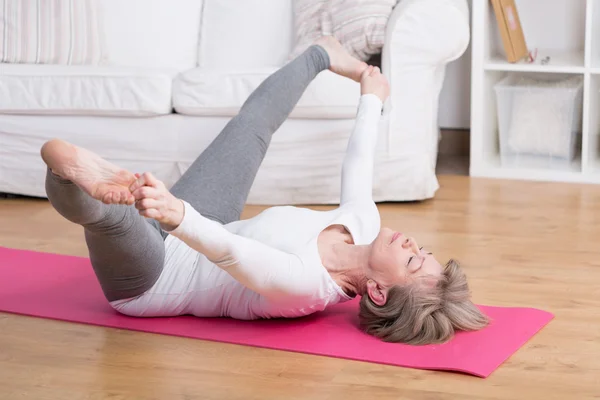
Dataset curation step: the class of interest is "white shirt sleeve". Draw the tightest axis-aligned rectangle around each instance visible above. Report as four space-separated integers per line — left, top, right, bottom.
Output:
340 94 383 205
166 201 321 301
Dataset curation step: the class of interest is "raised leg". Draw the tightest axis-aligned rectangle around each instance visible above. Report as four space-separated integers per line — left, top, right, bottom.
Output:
170 38 367 224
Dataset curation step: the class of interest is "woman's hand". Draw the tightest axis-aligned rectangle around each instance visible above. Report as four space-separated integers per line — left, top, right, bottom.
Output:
129 172 185 231
360 65 390 103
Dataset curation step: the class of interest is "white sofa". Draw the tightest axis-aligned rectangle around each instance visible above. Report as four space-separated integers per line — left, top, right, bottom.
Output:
0 0 469 205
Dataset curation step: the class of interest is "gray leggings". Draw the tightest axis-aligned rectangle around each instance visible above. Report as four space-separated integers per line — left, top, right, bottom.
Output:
45 45 330 302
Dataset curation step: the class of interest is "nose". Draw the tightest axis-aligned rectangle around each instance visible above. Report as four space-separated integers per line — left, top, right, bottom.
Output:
402 237 420 254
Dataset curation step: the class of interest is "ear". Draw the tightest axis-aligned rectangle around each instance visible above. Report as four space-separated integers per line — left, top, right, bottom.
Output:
366 279 388 306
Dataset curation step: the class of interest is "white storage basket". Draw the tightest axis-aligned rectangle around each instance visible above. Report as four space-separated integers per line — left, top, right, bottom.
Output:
494 75 583 169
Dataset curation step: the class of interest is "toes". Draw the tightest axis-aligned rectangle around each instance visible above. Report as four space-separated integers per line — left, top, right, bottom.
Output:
110 188 134 205
124 192 135 205
100 191 123 205
101 192 112 204
123 194 132 205
118 190 134 205
98 189 136 205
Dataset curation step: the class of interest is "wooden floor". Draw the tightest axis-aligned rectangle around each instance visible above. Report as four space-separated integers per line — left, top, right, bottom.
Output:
1 175 599 399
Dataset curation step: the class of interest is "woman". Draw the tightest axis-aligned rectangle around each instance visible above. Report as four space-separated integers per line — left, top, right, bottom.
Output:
41 37 488 345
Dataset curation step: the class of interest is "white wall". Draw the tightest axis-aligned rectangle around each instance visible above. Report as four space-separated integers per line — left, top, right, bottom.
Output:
437 0 472 129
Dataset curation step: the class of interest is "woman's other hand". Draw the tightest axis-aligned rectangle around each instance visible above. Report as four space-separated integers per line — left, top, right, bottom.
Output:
360 65 390 103
129 172 184 231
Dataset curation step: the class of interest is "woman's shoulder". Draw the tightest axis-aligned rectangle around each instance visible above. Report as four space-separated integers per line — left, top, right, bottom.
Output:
338 200 381 243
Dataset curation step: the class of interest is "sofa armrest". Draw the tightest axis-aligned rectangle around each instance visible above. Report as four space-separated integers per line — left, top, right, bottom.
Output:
383 0 470 67
380 0 469 172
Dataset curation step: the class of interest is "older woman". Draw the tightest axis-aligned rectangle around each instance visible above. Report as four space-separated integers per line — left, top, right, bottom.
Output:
41 37 488 345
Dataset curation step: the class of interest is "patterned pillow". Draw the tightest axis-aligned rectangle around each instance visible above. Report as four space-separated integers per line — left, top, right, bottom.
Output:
0 0 104 65
290 0 329 60
290 0 398 62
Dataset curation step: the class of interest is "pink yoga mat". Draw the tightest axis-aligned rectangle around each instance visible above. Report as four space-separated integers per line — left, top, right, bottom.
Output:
0 246 553 378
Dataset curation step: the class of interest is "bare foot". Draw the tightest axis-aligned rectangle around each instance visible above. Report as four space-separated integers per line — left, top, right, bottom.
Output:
315 36 368 82
41 139 136 205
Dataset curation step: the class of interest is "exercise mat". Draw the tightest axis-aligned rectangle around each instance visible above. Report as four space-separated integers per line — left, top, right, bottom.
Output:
0 246 553 378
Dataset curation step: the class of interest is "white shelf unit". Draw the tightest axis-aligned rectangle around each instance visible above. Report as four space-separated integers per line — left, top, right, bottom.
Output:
470 0 600 184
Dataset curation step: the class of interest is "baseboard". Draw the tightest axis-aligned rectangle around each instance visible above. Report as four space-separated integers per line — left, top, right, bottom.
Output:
436 129 470 176
438 129 470 157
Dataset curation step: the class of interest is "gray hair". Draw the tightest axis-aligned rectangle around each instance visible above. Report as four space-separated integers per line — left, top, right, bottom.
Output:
358 259 489 345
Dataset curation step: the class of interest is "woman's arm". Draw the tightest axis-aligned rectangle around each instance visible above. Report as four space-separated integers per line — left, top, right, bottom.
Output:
128 174 321 301
340 93 383 205
340 66 389 205
166 201 320 301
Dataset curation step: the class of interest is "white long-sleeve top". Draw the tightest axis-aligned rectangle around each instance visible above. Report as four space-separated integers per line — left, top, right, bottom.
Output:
110 94 383 320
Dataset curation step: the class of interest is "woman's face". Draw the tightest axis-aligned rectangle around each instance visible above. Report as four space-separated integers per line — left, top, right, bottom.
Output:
366 227 443 305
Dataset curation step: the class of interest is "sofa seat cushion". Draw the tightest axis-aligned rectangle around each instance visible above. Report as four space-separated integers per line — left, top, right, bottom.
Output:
0 64 175 116
172 68 361 119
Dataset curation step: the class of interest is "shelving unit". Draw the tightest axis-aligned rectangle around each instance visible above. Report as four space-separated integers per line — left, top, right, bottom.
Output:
470 0 600 184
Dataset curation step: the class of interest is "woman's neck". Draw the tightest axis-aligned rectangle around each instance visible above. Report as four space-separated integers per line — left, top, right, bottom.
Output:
324 243 371 297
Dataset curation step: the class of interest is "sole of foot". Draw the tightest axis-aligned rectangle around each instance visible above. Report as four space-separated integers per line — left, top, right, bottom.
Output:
315 36 368 82
41 139 136 205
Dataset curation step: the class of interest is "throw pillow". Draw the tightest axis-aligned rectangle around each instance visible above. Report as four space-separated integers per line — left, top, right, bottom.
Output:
290 0 398 62
290 0 329 60
0 0 104 65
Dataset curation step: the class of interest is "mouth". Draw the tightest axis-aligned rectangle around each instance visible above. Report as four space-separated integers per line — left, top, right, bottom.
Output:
391 232 401 243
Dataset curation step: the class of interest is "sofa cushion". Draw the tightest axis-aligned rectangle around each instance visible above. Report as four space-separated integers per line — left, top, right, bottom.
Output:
172 68 360 119
0 64 174 116
100 0 203 70
198 0 294 69
290 0 398 62
289 0 328 62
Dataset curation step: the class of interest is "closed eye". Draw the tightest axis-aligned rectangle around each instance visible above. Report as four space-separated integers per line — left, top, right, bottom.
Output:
407 254 427 272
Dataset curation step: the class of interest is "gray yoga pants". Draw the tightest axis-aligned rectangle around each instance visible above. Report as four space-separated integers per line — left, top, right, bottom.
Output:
45 45 330 302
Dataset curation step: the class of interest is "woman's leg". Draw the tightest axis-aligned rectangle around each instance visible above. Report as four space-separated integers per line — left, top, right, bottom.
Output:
39 38 365 303
42 144 166 302
169 38 366 224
